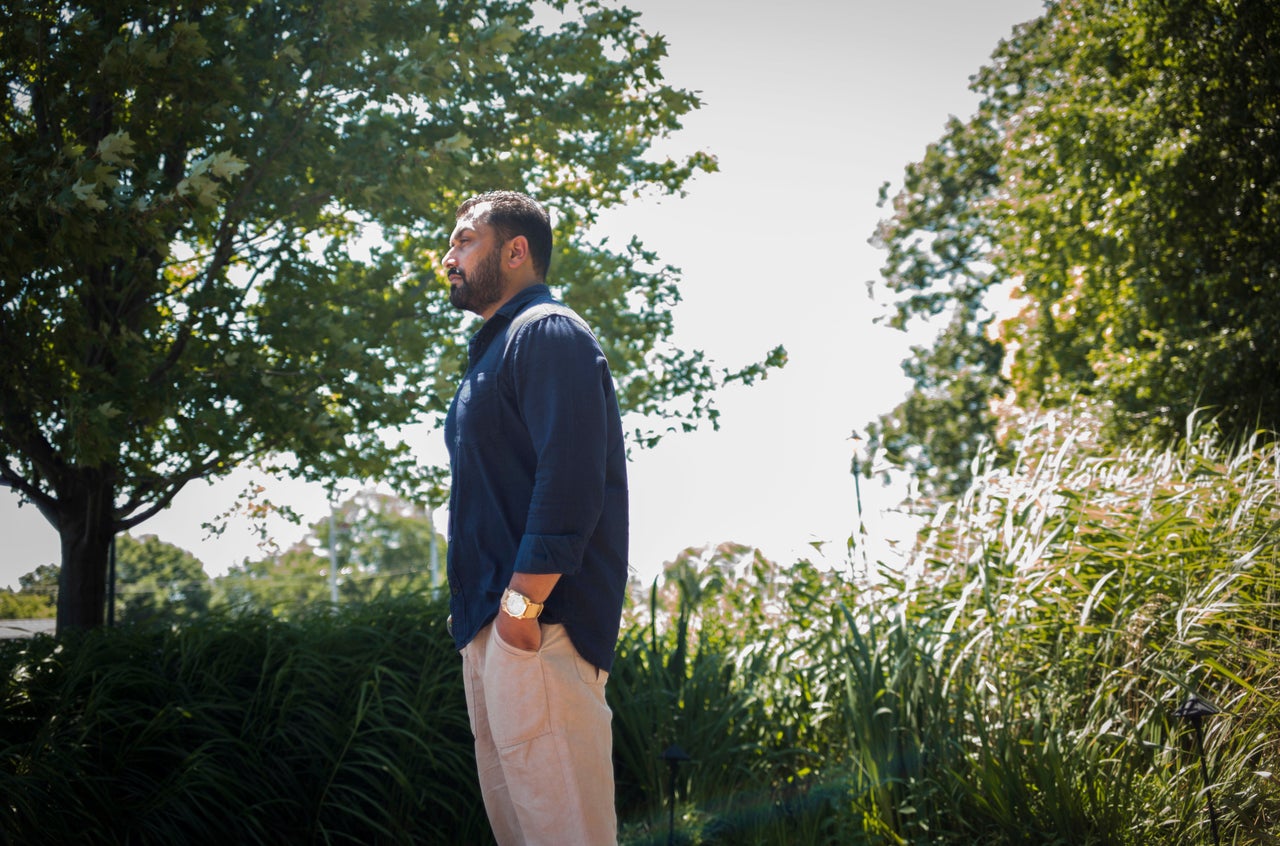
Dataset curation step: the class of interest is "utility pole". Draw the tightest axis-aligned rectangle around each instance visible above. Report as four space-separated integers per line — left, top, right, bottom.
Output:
327 501 340 606
427 505 439 586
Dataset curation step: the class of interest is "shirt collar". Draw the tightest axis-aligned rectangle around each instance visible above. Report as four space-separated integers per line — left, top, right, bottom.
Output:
493 283 552 322
466 283 552 366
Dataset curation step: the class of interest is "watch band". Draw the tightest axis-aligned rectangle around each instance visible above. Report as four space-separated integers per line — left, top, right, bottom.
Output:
501 588 545 620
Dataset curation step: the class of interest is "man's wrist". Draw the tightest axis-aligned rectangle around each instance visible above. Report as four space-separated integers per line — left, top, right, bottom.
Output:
501 587 545 620
505 571 561 617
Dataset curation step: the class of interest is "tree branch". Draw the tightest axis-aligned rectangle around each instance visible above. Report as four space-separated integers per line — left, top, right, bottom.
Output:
115 451 240 532
0 458 59 526
0 402 64 490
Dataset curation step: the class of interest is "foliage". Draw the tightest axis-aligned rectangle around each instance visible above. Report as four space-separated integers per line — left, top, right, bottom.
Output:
312 490 445 598
611 544 834 825
215 542 335 618
0 564 58 618
620 411 1280 844
214 489 445 616
0 595 485 845
870 0 1280 495
4 412 1278 844
10 534 216 623
0 590 53 620
0 0 782 631
864 313 1007 499
113 533 211 623
878 408 1280 844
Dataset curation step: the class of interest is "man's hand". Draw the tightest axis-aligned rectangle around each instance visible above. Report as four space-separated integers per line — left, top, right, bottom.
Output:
497 571 560 651
496 611 542 651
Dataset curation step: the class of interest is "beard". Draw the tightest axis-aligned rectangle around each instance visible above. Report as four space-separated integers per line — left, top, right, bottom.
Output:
448 245 505 314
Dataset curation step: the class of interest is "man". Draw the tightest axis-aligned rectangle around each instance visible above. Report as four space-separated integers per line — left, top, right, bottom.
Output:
442 190 628 845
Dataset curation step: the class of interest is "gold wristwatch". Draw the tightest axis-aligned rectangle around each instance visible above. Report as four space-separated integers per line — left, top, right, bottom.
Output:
501 588 545 620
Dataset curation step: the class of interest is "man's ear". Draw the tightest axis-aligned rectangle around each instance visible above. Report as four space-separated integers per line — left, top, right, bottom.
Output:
505 235 531 270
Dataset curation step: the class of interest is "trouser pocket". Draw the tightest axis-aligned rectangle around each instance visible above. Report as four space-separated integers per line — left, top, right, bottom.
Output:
487 623 552 748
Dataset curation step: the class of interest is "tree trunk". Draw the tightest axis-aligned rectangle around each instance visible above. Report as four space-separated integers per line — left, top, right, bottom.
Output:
55 470 116 635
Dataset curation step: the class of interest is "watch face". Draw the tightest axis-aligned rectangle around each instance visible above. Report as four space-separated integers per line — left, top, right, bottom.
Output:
505 591 527 616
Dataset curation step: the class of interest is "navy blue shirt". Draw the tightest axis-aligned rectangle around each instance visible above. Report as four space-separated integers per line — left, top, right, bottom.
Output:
444 284 629 672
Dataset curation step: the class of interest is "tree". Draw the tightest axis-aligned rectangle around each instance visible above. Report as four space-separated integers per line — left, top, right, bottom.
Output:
0 563 58 618
114 533 210 622
18 562 60 597
870 0 1280 496
314 490 445 600
0 589 51 619
0 0 783 632
216 542 331 617
864 311 1006 499
214 489 444 616
868 89 1016 498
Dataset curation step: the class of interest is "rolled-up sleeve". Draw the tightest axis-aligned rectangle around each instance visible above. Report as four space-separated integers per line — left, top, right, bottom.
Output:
508 315 609 575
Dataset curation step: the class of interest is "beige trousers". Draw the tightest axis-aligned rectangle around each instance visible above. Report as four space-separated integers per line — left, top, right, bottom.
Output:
461 621 617 846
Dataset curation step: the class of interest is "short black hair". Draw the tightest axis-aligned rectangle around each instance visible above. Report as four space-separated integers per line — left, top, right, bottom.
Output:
455 190 553 280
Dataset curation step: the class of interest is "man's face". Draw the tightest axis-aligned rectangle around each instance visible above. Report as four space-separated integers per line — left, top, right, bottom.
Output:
445 203 507 316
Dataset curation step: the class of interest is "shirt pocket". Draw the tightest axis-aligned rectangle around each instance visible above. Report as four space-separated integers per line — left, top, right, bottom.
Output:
454 369 502 446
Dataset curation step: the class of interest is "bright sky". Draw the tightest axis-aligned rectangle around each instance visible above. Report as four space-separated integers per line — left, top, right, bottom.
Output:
0 0 1046 591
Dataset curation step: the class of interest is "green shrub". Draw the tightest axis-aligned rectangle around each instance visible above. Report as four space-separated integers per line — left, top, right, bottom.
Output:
0 594 487 845
0 590 54 620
